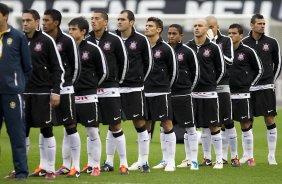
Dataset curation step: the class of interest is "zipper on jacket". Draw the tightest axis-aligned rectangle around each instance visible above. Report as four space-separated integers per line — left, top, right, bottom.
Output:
196 45 200 53
14 72 18 86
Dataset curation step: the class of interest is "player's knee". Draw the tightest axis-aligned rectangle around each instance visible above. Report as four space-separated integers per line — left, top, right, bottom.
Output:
241 124 252 132
65 125 77 135
225 123 234 129
40 127 53 138
135 125 146 133
264 116 275 126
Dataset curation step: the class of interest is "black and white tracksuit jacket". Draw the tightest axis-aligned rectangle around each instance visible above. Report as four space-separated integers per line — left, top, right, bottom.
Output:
25 29 64 95
242 31 281 91
187 38 225 96
87 30 128 89
171 42 199 96
214 31 234 89
230 42 263 94
144 38 177 94
74 40 108 96
55 28 80 94
116 28 153 88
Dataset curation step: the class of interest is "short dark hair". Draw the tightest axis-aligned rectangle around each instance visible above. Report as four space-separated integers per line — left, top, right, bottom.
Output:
251 14 264 24
23 9 40 20
68 17 89 36
120 10 135 21
169 24 183 34
147 17 163 33
44 9 62 26
0 3 10 16
94 10 108 21
229 23 244 34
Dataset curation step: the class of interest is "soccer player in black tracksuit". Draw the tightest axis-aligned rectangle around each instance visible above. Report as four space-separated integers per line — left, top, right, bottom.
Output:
1 3 32 180
116 10 153 173
68 17 108 177
187 19 225 169
242 14 281 165
21 9 64 179
200 15 235 166
86 10 129 175
41 9 81 178
144 17 177 172
167 24 199 170
228 23 263 166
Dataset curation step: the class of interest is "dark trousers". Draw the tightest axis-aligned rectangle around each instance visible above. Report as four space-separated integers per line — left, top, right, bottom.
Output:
0 94 28 178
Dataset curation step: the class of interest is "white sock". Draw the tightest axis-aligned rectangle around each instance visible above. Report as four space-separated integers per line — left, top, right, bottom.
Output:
201 128 211 160
62 129 71 169
105 130 116 166
44 136 56 173
164 131 176 166
25 137 30 155
242 129 253 158
221 130 228 161
86 137 94 167
226 127 238 159
184 133 191 161
39 134 47 170
211 132 222 163
69 132 81 171
138 130 150 165
87 127 101 168
148 132 152 142
113 129 128 167
160 127 167 162
267 126 277 157
186 127 198 163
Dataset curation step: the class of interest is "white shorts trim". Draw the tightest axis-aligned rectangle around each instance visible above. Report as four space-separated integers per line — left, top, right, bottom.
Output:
192 91 218 98
231 93 250 99
98 88 120 97
75 94 98 103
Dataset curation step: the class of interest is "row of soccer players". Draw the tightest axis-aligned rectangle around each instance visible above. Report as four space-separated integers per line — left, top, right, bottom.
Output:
3 7 280 180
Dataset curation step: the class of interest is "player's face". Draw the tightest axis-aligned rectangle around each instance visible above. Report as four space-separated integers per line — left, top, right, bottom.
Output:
0 12 8 27
22 13 39 34
69 25 85 42
207 19 218 36
251 18 265 34
228 28 242 45
91 13 107 32
193 20 208 38
117 12 132 32
167 27 182 45
42 15 57 33
145 21 160 37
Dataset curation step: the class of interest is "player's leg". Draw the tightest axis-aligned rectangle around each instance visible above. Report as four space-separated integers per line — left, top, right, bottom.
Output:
2 94 28 179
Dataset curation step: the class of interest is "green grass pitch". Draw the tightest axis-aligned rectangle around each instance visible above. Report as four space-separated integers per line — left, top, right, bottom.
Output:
1 110 282 184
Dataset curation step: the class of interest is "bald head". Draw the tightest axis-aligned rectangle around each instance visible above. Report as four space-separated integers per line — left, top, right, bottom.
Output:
205 15 219 36
194 19 208 28
193 19 208 39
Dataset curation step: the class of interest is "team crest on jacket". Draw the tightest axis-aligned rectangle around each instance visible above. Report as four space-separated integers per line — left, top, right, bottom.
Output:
34 42 43 52
129 41 137 50
103 42 111 51
7 38 12 45
217 42 223 50
82 51 90 60
154 50 162 59
203 49 211 57
237 53 245 61
262 43 270 51
56 42 63 51
177 53 184 62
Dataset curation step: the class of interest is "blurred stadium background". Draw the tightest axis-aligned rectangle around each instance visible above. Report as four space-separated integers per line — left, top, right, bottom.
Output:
2 0 282 105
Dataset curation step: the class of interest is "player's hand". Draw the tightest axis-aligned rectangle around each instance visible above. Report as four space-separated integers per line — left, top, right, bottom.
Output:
50 93 60 107
207 29 214 40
